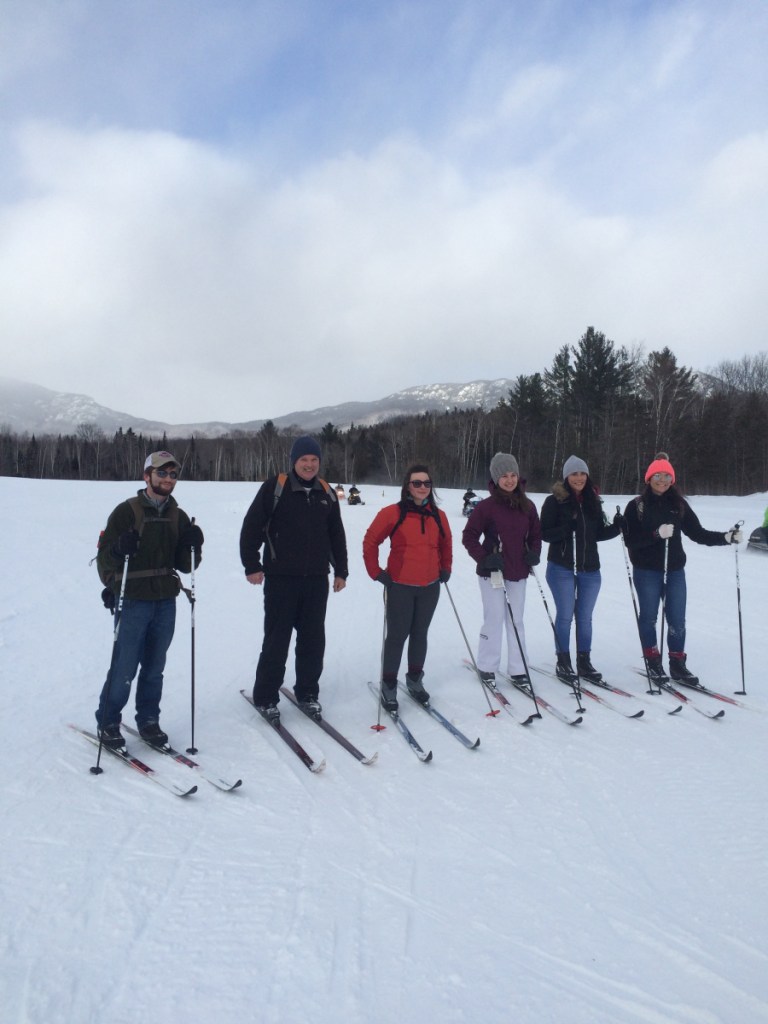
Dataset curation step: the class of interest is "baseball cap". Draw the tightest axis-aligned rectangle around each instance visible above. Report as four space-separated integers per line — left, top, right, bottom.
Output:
144 451 181 471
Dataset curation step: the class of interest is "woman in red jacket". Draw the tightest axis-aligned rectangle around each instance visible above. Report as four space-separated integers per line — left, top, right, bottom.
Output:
363 464 453 712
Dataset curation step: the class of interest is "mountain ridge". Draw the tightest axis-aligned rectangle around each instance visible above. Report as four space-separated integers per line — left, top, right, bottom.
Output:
0 376 514 437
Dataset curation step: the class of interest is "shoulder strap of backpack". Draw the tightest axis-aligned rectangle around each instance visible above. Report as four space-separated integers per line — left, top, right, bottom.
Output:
272 473 288 515
318 477 337 502
127 496 146 537
388 502 409 540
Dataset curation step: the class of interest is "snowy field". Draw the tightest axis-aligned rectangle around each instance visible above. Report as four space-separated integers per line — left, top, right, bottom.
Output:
2 476 767 1024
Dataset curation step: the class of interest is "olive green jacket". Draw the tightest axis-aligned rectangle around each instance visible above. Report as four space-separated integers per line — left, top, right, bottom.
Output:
97 489 196 600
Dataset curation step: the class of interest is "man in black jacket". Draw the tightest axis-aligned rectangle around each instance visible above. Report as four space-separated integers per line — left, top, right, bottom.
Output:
240 436 348 724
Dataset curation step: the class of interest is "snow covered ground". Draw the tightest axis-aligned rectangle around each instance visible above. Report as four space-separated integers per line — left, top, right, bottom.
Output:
2 476 767 1024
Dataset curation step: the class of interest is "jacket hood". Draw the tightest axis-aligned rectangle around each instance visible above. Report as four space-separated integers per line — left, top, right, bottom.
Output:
551 480 571 502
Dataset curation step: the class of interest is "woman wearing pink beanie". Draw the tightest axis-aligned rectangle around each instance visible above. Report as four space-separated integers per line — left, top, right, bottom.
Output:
622 453 741 685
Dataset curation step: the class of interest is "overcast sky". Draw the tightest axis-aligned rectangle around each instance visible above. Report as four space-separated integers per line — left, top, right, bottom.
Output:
1 0 766 424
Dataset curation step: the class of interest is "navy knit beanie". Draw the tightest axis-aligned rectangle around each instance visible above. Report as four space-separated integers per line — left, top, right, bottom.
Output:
290 435 322 467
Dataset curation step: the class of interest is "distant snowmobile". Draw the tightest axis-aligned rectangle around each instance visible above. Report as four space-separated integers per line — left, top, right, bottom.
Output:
747 525 768 552
462 488 480 517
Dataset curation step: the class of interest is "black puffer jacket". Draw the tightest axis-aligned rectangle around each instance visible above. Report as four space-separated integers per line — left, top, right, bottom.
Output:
540 481 619 572
623 488 726 572
240 472 349 578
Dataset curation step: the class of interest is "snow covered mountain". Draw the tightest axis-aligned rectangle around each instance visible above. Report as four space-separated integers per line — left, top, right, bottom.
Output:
0 377 513 437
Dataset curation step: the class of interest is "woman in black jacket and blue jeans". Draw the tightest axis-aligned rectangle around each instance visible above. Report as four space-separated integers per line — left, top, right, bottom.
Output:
623 453 741 683
540 455 621 683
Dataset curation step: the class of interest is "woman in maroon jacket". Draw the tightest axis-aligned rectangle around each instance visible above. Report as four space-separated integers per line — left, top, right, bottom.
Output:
462 453 541 683
363 464 452 712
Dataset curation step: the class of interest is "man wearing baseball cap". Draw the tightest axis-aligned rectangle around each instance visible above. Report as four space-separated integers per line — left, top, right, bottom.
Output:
94 451 203 750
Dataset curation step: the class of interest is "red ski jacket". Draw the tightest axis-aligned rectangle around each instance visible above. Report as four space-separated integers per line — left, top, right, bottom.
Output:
363 501 452 586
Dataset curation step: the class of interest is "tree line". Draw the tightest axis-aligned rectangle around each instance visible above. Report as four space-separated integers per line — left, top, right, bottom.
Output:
3 328 768 496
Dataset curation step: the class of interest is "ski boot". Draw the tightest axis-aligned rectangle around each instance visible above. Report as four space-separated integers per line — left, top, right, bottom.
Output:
297 697 322 721
98 722 125 750
255 703 281 726
380 679 398 713
643 647 669 684
405 671 430 706
669 653 699 685
138 720 169 747
577 652 603 683
555 653 577 683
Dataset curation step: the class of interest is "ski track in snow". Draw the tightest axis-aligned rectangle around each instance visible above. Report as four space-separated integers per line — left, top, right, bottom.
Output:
1 478 768 1024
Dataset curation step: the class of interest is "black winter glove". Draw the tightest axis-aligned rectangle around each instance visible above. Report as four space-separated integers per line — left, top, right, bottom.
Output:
179 524 204 550
101 587 116 614
613 511 626 529
376 571 393 587
439 569 451 583
523 549 540 567
480 552 504 572
112 529 140 558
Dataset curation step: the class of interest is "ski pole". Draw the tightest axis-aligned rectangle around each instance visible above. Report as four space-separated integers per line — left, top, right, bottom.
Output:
371 589 388 731
501 583 542 715
186 517 198 754
732 519 747 695
442 582 497 715
571 529 584 706
659 536 669 665
616 506 660 695
91 554 131 775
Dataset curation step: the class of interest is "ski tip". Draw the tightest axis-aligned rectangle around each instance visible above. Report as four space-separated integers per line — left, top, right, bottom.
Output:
362 752 379 765
470 738 481 749
179 784 198 797
630 710 645 719
571 716 583 726
310 759 327 773
421 750 434 763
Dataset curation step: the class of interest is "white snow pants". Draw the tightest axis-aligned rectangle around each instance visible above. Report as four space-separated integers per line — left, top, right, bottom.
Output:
476 575 528 676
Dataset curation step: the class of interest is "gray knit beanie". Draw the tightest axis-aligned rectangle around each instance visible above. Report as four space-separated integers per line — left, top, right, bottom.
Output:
490 452 520 484
562 455 589 478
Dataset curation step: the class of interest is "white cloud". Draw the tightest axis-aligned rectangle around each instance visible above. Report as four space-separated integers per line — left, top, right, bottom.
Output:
2 117 767 424
0 2 767 424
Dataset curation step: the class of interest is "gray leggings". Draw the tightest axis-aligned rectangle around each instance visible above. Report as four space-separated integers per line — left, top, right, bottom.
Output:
382 581 440 680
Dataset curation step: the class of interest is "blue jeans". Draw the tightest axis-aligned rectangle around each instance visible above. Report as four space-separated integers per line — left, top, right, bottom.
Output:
633 568 686 654
545 562 601 653
96 597 177 728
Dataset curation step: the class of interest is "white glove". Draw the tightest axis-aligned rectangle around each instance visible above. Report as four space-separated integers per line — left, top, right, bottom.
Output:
657 523 674 539
725 529 743 544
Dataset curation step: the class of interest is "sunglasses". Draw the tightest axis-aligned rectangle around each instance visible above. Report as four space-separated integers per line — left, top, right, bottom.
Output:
154 469 179 479
409 479 432 489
